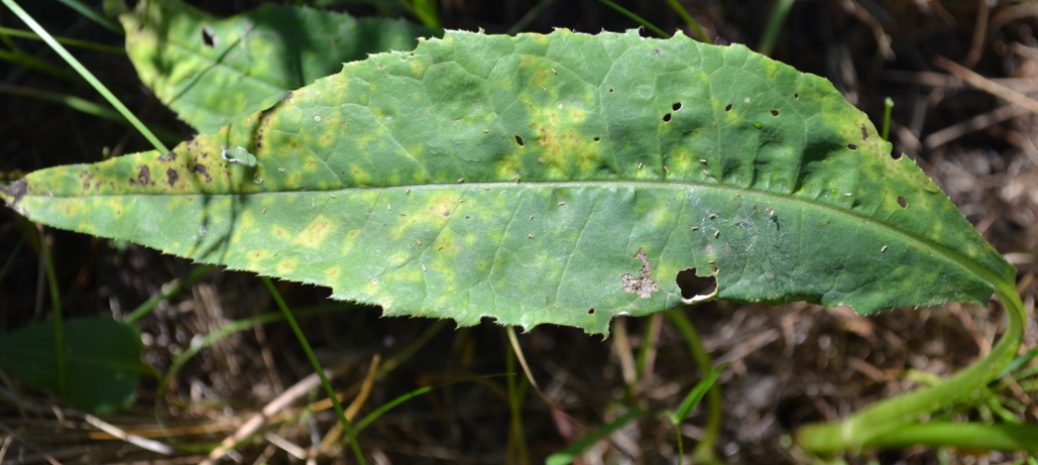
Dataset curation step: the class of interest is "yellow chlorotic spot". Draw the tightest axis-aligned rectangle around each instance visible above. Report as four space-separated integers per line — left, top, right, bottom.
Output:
325 267 342 283
231 211 257 243
296 215 335 248
272 225 294 242
388 250 411 266
277 259 297 275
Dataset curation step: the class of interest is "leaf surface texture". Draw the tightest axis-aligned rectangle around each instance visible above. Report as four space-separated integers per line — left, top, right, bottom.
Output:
1 30 1013 334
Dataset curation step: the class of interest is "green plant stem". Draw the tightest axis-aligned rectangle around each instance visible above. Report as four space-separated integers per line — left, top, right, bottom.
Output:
507 0 556 35
665 310 722 464
2 0 169 154
795 285 1026 453
594 0 669 38
124 265 215 324
863 423 1038 451
55 0 122 33
662 0 710 42
882 97 894 142
505 330 530 465
261 278 367 465
0 26 124 53
39 228 65 397
758 0 796 56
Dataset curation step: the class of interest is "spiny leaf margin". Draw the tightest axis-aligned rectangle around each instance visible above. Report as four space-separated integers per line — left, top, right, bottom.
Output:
0 29 1014 335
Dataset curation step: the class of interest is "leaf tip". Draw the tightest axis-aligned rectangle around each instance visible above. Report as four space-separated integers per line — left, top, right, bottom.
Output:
0 178 27 212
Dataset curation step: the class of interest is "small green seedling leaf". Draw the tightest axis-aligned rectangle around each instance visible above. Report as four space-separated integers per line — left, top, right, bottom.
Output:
221 146 257 167
666 362 730 426
545 409 642 465
0 317 150 413
0 29 1016 336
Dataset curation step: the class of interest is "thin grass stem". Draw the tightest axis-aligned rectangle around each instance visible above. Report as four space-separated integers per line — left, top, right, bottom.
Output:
2 0 169 153
261 277 367 465
595 0 669 38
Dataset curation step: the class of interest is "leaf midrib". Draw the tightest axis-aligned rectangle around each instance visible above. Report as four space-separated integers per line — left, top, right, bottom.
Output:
31 178 1007 291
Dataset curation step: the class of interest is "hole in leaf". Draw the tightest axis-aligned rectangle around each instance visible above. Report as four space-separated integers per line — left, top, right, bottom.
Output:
847 143 857 150
724 103 733 112
672 102 682 111
201 26 217 48
793 92 799 100
891 152 902 160
608 88 614 93
897 195 907 208
770 109 779 116
662 113 672 122
514 135 524 147
588 308 595 315
676 268 718 302
593 136 601 142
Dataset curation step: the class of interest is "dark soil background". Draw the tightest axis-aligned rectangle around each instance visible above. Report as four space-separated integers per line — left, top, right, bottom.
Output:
2 1 1037 464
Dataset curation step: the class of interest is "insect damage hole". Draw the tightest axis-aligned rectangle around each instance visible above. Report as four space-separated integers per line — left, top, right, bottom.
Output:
514 135 525 147
201 26 217 48
724 103 733 112
676 268 718 304
770 109 779 116
621 248 658 299
672 102 682 111
662 113 672 122
897 195 908 208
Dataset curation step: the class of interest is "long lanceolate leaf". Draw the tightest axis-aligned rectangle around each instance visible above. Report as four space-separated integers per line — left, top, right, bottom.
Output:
0 30 1015 335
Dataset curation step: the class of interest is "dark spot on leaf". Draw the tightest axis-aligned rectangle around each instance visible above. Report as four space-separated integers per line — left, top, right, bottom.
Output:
770 109 779 116
897 195 907 208
514 135 524 147
443 210 450 217
655 48 661 55
593 136 601 142
128 178 136 186
193 164 211 183
662 113 672 122
166 168 179 187
608 88 614 93
0 178 27 206
891 152 902 160
793 92 799 99
672 102 682 111
201 26 216 48
725 103 733 112
587 308 595 315
158 151 177 162
621 248 658 299
676 268 718 301
847 144 858 150
137 166 151 186
861 125 869 140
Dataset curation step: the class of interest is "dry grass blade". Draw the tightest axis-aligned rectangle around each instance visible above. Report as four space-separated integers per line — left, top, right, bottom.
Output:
934 56 1038 115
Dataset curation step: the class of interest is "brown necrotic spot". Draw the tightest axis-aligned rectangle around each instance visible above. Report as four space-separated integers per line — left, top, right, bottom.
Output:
137 166 152 186
193 163 211 182
621 248 658 299
897 195 907 208
676 268 718 302
847 143 858 150
166 168 179 187
861 125 869 140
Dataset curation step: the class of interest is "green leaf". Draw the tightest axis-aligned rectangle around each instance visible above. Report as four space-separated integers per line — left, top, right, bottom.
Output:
0 30 1015 335
120 0 435 134
0 317 149 413
666 362 729 426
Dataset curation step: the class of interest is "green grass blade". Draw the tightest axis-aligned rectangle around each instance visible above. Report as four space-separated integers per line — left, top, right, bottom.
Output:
56 0 123 33
545 409 641 465
2 0 169 153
